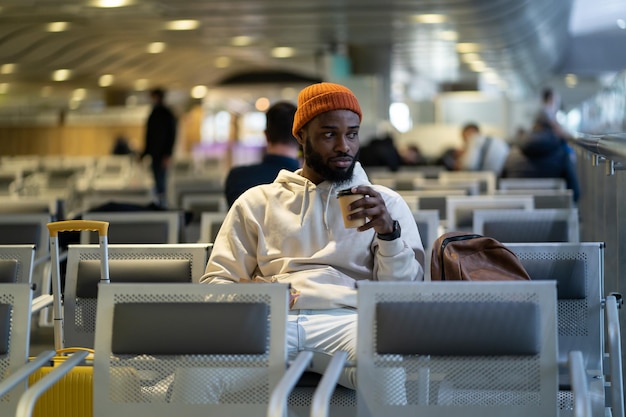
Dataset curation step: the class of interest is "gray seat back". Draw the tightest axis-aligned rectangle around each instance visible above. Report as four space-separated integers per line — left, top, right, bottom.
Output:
93 283 289 417
357 280 558 417
64 243 212 348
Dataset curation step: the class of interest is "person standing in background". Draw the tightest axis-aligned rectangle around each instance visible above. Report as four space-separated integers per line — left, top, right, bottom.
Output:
224 101 301 207
141 88 177 208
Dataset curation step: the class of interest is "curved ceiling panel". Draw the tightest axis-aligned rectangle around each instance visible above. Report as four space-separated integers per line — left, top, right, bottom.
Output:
0 0 582 109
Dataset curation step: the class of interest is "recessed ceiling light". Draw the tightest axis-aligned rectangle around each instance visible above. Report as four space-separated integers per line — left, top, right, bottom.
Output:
1 63 16 74
461 53 481 63
438 30 458 41
231 36 253 46
147 42 166 54
91 0 133 8
47 22 70 32
271 47 294 58
191 85 208 99
165 19 200 31
134 79 149 91
255 97 270 112
52 69 72 81
456 43 481 53
72 88 87 100
214 56 231 68
99 74 114 87
565 73 578 87
469 61 487 72
413 14 447 24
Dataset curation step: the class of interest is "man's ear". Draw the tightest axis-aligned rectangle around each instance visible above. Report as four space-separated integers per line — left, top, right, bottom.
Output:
295 129 305 146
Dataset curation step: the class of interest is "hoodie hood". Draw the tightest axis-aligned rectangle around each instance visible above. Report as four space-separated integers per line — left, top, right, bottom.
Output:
274 161 371 228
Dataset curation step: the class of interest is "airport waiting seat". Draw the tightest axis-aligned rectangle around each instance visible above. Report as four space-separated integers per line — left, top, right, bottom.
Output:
63 243 212 349
498 177 567 191
438 170 497 195
508 242 623 417
413 178 481 195
0 245 35 284
0 214 56 322
412 209 439 279
199 212 228 243
353 280 590 417
473 208 580 243
496 189 575 209
0 283 56 417
184 195 228 243
369 171 425 191
91 282 311 417
81 211 183 244
445 194 534 231
399 189 466 221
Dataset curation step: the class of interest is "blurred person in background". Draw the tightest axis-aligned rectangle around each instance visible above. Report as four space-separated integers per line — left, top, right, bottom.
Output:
454 122 509 176
359 121 403 172
224 101 301 207
141 87 177 208
503 88 580 202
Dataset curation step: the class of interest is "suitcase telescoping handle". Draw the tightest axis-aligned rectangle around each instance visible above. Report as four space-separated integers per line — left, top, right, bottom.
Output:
46 220 110 351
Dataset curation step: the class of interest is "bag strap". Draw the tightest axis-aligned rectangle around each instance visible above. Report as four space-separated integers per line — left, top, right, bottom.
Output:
439 234 482 281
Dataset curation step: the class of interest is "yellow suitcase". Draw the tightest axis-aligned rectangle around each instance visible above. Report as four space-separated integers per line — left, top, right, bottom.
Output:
28 348 94 417
26 220 109 417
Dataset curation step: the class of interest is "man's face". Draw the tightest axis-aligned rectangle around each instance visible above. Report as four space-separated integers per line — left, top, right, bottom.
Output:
462 127 478 143
298 109 360 184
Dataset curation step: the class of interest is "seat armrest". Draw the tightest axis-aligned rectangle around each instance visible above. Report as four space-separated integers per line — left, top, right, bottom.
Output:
606 295 624 417
267 351 313 417
311 351 349 417
31 294 54 313
569 350 592 417
0 350 56 397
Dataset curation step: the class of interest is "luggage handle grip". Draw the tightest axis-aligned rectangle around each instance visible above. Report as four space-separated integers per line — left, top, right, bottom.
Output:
47 220 109 237
56 347 95 356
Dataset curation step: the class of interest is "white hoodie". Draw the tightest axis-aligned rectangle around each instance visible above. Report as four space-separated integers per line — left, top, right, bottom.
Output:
200 162 424 310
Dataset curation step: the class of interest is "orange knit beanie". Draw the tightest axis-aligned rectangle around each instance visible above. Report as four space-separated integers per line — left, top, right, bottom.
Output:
292 82 362 137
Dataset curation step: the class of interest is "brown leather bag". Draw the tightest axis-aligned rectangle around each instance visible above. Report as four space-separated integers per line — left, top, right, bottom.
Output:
430 231 531 281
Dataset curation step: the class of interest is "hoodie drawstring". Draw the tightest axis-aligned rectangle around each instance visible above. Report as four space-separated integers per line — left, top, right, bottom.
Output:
322 183 334 231
301 181 310 226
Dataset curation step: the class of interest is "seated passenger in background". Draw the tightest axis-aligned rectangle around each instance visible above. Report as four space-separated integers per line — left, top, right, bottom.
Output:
454 122 509 176
224 101 301 207
399 144 426 166
201 82 424 391
358 122 403 172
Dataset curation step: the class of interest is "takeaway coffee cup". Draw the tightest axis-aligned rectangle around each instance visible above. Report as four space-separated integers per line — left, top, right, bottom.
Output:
337 188 366 228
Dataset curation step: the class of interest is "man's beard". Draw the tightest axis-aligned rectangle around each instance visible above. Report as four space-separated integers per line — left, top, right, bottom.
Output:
304 140 359 184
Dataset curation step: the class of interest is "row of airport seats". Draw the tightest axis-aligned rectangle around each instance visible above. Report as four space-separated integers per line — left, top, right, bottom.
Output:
0 168 583 327
0 240 621 416
0 279 611 416
0 154 227 219
366 169 580 271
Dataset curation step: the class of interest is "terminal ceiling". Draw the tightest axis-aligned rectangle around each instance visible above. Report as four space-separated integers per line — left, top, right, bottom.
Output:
0 0 625 109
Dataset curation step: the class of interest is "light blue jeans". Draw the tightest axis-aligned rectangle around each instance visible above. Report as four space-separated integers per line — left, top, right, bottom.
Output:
288 308 358 389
